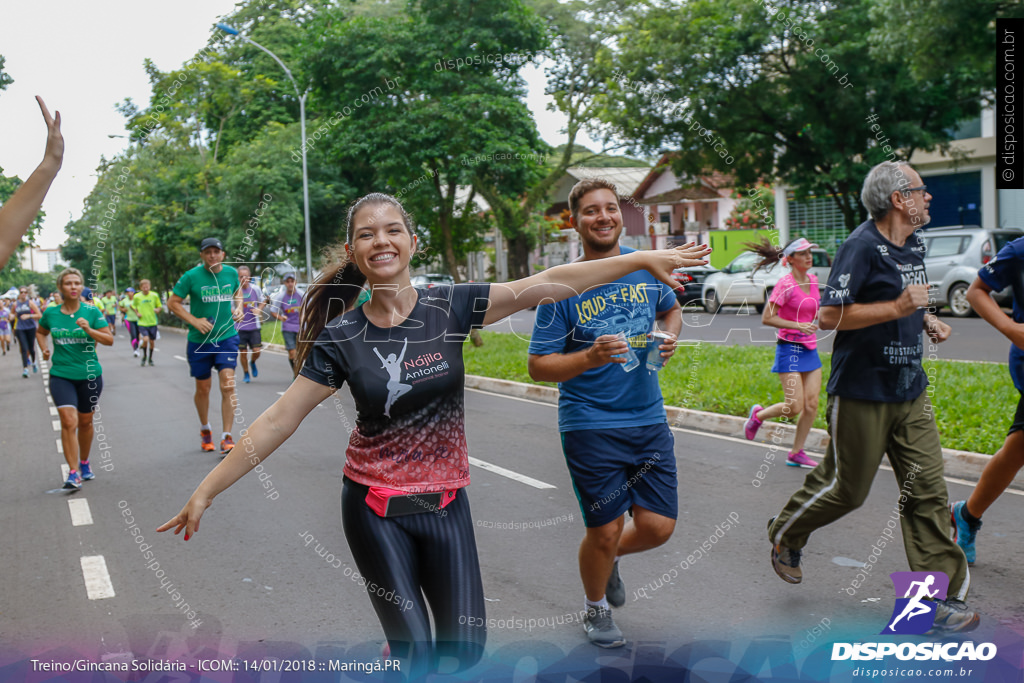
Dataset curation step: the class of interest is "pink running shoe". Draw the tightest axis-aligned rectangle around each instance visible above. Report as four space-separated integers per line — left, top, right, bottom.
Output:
744 405 763 440
787 450 817 468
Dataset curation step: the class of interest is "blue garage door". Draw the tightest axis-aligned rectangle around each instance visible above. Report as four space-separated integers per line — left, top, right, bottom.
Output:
923 171 981 227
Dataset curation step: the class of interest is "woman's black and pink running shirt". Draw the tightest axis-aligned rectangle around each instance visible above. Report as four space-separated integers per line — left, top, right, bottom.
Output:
300 284 490 494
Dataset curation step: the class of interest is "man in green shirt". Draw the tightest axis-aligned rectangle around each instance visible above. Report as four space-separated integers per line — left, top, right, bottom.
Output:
100 290 119 334
168 237 243 454
132 279 162 366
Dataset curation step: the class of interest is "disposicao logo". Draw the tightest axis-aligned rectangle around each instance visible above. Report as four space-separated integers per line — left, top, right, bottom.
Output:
883 571 947 635
831 572 998 663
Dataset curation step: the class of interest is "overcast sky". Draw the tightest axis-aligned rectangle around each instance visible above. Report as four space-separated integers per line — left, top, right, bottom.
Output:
0 1 601 249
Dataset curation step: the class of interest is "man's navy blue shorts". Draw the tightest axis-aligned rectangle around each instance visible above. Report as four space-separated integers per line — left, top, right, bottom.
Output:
561 423 677 528
186 335 239 380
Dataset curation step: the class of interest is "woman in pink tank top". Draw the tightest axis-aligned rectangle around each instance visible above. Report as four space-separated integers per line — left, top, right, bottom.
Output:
743 237 823 468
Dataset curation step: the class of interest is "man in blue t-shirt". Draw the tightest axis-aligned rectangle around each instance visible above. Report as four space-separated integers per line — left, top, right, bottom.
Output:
767 161 977 634
949 235 1024 565
528 178 682 648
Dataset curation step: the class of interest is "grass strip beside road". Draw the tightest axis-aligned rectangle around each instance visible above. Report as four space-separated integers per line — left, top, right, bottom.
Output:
463 331 1015 455
260 320 284 346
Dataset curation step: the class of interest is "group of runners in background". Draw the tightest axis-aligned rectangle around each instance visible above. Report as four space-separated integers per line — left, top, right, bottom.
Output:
6 245 305 489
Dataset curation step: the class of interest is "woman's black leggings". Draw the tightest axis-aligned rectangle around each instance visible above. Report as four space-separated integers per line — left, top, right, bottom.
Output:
16 328 36 367
126 321 139 348
341 478 486 678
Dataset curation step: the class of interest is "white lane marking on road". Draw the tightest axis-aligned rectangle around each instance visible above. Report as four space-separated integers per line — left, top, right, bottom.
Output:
68 498 94 526
174 355 188 362
47 395 53 404
49 406 58 416
670 425 790 449
468 457 556 489
80 555 116 599
61 464 69 478
466 388 1021 493
57 439 64 454
51 419 61 431
466 387 556 407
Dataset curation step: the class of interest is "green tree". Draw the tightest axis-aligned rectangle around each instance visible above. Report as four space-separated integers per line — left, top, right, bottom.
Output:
304 0 548 281
215 120 355 269
868 0 1023 84
469 0 633 279
0 55 13 93
598 0 986 231
63 146 204 293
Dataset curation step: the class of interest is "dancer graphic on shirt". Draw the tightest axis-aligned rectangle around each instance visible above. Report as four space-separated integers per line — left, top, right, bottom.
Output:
374 338 411 417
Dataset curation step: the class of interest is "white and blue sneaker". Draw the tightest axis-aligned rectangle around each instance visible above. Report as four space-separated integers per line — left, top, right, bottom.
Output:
79 461 94 481
949 500 981 565
243 371 251 384
62 470 83 490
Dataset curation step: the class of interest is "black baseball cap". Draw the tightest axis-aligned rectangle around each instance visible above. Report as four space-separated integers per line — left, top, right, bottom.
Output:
200 237 224 251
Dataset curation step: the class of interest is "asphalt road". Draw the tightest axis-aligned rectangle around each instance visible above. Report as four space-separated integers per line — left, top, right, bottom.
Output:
486 306 1014 363
4 328 1023 681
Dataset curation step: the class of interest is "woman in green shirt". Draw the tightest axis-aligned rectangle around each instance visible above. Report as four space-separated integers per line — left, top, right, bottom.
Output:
37 268 113 489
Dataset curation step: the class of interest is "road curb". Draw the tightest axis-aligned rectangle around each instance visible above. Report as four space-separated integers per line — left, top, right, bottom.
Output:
465 375 1013 486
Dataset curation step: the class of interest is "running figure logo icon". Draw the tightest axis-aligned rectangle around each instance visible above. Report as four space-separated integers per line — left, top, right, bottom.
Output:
882 571 949 634
373 338 412 418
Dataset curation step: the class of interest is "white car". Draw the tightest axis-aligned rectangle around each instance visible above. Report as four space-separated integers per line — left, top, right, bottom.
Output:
701 248 832 313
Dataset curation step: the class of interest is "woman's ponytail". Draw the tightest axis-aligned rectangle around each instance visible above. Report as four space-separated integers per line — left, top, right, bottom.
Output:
744 236 788 274
294 246 365 375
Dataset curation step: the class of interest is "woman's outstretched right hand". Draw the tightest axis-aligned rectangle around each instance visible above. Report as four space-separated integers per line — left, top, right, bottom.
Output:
35 96 63 170
157 495 212 541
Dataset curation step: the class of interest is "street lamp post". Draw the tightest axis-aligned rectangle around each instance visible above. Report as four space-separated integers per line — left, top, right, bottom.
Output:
216 23 314 285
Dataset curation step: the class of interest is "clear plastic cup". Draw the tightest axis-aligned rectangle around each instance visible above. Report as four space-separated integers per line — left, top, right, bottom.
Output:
646 331 673 371
615 331 640 372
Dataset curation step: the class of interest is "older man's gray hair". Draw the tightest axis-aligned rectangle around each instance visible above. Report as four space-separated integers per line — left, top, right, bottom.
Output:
861 161 913 221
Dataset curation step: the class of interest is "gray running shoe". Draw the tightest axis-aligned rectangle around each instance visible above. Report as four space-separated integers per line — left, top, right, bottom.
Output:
583 606 626 648
771 543 803 584
606 562 625 608
927 599 980 634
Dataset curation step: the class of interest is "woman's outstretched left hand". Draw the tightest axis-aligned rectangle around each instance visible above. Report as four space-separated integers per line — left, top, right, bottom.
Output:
644 242 712 289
